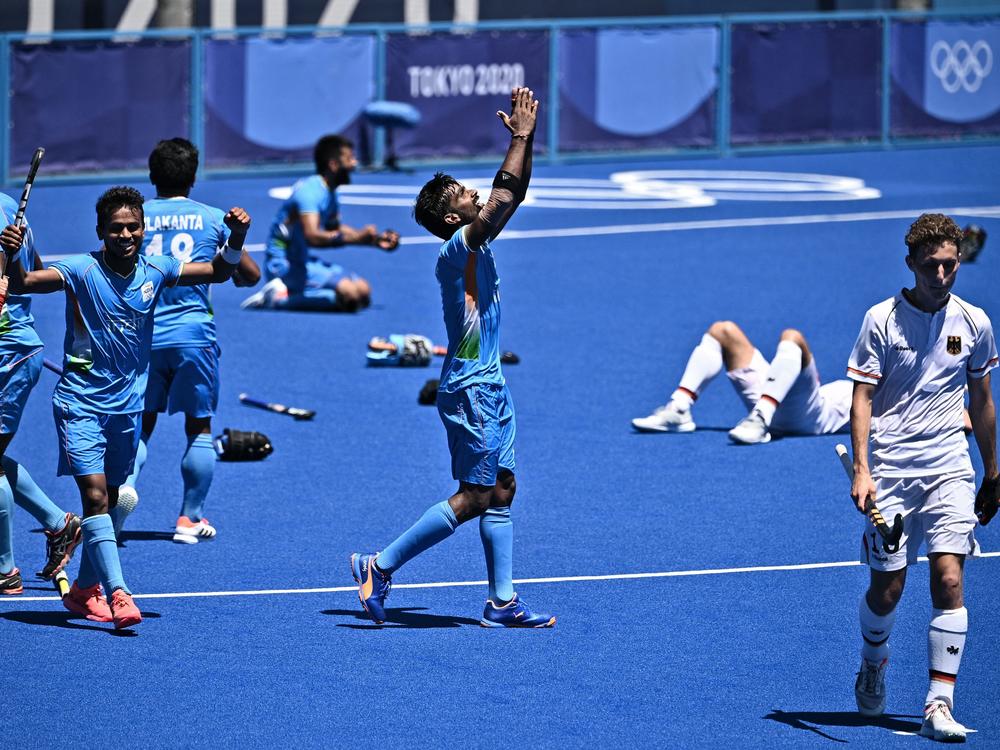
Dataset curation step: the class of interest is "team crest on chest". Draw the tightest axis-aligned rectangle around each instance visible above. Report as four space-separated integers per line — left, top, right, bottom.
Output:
947 335 962 355
141 281 154 302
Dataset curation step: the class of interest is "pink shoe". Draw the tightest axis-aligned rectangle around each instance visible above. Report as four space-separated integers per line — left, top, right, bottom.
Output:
62 582 112 622
109 589 142 629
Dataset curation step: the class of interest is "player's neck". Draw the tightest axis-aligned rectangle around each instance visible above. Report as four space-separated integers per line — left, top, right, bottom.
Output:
157 191 190 200
903 286 949 313
102 249 137 278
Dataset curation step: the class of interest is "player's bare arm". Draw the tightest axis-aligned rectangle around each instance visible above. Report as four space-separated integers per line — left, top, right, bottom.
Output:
969 371 1000 524
850 380 877 513
177 206 251 286
1 224 63 293
489 87 537 240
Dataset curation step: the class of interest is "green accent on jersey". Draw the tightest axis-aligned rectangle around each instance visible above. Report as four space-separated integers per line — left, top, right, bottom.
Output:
455 330 480 360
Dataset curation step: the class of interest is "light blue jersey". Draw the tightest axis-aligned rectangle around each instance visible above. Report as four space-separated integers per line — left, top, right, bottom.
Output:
436 226 504 393
50 252 182 415
142 197 228 349
266 175 339 293
0 192 43 357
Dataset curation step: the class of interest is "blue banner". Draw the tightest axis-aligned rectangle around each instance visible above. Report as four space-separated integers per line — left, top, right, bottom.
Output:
558 27 717 151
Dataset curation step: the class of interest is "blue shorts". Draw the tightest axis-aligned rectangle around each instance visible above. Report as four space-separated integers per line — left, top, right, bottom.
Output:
54 406 141 486
0 349 42 434
145 344 220 418
437 383 516 486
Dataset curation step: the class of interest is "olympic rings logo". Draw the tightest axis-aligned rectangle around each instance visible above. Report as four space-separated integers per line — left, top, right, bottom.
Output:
930 40 993 94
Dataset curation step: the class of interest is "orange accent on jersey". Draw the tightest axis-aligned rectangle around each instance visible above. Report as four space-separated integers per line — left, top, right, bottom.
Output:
848 366 881 380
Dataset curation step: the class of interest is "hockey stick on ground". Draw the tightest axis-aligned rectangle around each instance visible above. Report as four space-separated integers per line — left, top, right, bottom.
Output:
835 443 903 553
239 393 315 421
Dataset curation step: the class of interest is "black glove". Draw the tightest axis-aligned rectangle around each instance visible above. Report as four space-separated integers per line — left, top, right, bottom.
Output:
214 428 274 461
418 379 439 406
975 474 1000 525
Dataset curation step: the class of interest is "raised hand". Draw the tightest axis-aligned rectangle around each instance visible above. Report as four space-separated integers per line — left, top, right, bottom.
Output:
497 87 538 138
376 229 400 252
224 207 251 236
1 223 25 255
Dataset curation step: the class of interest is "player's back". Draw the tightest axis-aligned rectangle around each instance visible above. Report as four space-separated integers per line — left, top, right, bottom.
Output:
0 192 43 356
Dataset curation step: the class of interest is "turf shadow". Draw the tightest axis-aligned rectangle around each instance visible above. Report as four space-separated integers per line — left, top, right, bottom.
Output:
118 530 176 544
322 607 481 629
764 710 922 742
0 609 142 636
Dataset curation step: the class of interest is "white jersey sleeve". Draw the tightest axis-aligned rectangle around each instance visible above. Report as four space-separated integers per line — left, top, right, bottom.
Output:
847 303 891 385
967 312 999 379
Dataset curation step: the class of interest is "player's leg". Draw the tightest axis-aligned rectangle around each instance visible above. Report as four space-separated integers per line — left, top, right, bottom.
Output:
0 450 19 594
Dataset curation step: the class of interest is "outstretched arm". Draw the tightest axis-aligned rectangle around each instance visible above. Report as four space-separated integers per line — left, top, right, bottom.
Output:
489 89 537 240
301 214 399 252
1 224 63 294
177 207 251 286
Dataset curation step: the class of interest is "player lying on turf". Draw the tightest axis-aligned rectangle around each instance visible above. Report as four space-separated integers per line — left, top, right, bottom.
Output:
847 213 998 743
1 186 251 629
117 138 261 545
241 133 398 312
350 87 555 628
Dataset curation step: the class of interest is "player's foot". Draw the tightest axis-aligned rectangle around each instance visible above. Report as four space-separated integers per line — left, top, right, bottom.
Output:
114 485 140 539
854 657 888 717
62 581 113 622
240 278 288 309
109 588 142 629
631 402 696 433
0 568 24 595
39 512 83 579
350 552 391 624
173 516 217 544
728 409 771 445
481 593 556 628
920 700 967 742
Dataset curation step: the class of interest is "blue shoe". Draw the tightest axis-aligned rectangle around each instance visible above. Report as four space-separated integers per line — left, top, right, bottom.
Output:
350 552 391 624
480 593 556 628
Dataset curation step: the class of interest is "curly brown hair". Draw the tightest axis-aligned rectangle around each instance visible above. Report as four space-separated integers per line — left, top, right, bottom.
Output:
904 213 963 256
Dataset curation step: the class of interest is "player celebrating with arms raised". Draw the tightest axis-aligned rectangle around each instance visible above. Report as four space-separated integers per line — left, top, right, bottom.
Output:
846 213 998 742
350 87 554 627
2 186 251 629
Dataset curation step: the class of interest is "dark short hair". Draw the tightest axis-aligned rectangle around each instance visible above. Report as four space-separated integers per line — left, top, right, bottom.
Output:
905 213 963 257
149 137 199 195
314 134 354 174
414 172 460 240
96 186 145 228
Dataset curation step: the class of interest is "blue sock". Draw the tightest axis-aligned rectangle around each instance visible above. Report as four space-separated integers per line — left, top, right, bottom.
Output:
80 515 129 597
0 475 14 574
377 501 459 574
180 434 215 521
479 506 514 603
123 434 149 488
76 545 100 589
2 456 66 532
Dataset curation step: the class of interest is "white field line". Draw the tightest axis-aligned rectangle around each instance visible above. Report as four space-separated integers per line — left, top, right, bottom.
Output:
4 552 998 604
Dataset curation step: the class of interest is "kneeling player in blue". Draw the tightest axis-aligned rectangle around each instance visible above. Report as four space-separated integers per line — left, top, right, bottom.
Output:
118 138 261 544
2 186 252 629
350 87 554 627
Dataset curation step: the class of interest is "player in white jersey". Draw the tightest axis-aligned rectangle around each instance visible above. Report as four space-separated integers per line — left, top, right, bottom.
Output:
632 321 852 443
846 213 999 742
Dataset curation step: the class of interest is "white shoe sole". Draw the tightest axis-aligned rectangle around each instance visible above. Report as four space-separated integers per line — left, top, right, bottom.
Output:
173 529 216 544
631 420 696 434
728 431 771 445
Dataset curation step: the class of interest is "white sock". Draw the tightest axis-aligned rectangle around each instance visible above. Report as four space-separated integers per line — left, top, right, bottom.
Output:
758 340 804 425
676 334 724 403
859 595 896 663
926 607 967 709
753 397 777 424
669 389 693 410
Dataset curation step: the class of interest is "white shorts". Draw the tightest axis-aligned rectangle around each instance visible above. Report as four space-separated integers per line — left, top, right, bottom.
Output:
860 472 980 572
726 349 851 435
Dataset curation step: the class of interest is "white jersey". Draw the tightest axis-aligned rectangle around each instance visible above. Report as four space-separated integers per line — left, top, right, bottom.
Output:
847 291 998 477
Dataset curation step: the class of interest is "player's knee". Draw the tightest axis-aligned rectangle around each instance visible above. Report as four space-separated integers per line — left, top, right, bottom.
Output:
708 320 740 345
82 487 109 515
493 471 516 506
780 328 806 348
335 279 362 311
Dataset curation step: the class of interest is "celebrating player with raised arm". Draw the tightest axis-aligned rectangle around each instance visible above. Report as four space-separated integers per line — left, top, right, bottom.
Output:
350 87 555 627
1 186 250 629
846 213 998 742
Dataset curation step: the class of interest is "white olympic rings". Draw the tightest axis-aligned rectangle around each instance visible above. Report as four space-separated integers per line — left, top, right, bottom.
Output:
930 39 993 94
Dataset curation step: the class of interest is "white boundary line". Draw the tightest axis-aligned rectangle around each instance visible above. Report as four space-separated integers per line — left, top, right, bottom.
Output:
4 552 998 604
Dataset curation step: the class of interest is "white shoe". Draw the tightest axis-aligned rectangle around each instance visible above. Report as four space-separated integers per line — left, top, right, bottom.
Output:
113 485 140 538
728 409 771 444
854 657 887 717
173 516 217 544
920 701 967 742
631 403 696 433
240 278 287 309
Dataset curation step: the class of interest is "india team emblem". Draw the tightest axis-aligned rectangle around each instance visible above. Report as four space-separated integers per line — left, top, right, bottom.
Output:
947 335 962 355
141 281 154 302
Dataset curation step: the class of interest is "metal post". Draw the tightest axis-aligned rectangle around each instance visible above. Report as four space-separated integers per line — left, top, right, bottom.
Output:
0 35 10 186
375 29 387 166
548 26 559 163
190 31 204 157
881 13 892 147
716 19 732 157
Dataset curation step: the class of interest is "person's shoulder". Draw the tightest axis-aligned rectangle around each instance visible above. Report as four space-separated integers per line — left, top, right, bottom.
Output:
0 191 17 214
142 253 180 275
950 294 993 330
863 295 901 323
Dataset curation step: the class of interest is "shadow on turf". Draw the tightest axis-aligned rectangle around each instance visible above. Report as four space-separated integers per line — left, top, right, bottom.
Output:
0 609 160 636
323 607 481 629
764 710 922 742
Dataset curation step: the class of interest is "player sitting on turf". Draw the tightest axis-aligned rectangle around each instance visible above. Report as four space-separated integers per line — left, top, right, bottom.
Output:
350 87 554 628
1 186 251 629
241 133 398 312
633 321 852 444
0 194 82 595
115 138 260 545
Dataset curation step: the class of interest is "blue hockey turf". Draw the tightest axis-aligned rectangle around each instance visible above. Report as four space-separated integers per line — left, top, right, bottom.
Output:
3 145 1000 747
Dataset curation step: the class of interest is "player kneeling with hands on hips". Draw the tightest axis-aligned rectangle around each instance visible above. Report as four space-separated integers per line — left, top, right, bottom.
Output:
1 186 250 630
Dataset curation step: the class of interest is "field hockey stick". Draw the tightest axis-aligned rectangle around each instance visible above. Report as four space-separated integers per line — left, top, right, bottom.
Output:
239 393 315 421
43 358 63 376
53 570 70 598
367 337 520 364
0 147 44 304
835 444 903 553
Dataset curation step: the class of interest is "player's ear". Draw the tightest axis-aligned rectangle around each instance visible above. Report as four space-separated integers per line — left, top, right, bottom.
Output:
443 212 461 226
96 224 104 240
904 252 914 271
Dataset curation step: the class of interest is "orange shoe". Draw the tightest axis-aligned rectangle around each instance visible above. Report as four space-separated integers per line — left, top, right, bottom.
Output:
109 589 142 629
63 581 113 622
1 567 24 595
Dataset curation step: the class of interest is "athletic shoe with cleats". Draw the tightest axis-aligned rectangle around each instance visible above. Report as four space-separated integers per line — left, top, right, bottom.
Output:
631 402 696 433
39 512 82 579
240 278 288 309
920 700 967 742
728 409 771 445
109 589 142 629
62 581 112 622
350 552 391 624
854 657 888 717
481 593 556 628
0 567 24 595
173 516 217 544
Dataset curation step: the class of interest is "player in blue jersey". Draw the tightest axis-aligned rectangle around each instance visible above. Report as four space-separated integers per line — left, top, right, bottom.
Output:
241 134 399 312
116 138 260 545
1 185 251 628
350 88 554 627
0 194 83 596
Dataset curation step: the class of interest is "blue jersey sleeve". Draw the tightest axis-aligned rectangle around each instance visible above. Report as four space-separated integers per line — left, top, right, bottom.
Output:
50 255 86 293
293 178 328 216
146 254 183 289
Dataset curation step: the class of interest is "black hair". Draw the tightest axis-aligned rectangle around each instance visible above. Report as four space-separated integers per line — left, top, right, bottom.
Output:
148 138 199 195
314 134 354 174
96 185 145 228
414 172 460 240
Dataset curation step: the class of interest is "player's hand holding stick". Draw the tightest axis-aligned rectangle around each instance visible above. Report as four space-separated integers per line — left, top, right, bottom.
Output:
836 444 903 552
